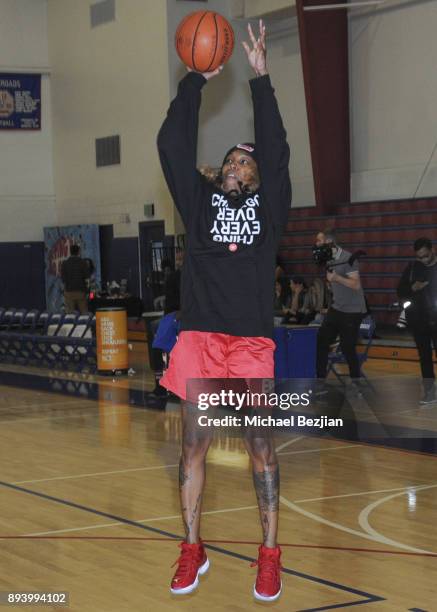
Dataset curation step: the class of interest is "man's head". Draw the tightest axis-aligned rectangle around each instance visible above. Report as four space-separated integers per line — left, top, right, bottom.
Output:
414 237 435 266
290 276 305 292
315 228 337 247
70 244 80 257
220 143 260 195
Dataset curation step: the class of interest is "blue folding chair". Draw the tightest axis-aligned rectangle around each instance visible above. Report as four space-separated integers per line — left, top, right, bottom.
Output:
37 313 79 367
22 310 40 332
0 308 15 331
10 309 28 330
27 312 67 364
52 314 95 371
0 308 21 358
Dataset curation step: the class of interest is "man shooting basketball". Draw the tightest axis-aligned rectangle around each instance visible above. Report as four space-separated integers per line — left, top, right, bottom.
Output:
157 20 291 602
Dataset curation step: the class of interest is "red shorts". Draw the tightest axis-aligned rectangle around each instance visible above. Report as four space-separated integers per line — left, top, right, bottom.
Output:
160 331 275 400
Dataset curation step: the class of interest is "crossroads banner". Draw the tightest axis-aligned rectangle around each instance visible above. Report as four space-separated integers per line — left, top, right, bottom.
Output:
0 73 41 130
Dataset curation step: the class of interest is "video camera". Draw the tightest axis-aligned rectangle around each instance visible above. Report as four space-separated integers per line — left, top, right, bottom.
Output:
312 244 333 266
312 244 367 270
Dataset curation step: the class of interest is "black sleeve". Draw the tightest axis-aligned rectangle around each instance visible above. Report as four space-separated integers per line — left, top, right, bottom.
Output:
157 72 208 227
164 271 181 314
249 74 291 234
397 263 414 300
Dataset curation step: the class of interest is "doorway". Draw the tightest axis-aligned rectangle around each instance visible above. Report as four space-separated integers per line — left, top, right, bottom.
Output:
138 221 166 311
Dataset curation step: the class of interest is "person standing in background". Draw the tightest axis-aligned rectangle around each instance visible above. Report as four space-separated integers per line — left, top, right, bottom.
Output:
283 276 308 323
398 237 437 405
315 229 367 388
61 244 89 314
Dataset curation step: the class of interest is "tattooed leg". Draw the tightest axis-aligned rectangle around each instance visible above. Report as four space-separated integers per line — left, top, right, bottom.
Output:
179 400 213 543
244 433 279 547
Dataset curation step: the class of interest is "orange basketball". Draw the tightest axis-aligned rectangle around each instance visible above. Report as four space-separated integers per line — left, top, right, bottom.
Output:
175 11 234 73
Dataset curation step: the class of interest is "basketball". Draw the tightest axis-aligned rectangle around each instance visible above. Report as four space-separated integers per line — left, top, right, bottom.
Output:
175 11 234 73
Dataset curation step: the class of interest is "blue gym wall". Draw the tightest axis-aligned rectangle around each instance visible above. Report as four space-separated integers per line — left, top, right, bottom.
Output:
0 242 46 310
0 228 142 312
99 226 140 297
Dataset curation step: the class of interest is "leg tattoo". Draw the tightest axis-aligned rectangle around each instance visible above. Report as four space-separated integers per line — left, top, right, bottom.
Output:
178 405 212 542
253 466 280 512
253 465 280 546
179 457 190 489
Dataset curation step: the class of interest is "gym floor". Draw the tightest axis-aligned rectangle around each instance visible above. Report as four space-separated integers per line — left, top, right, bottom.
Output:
0 353 436 611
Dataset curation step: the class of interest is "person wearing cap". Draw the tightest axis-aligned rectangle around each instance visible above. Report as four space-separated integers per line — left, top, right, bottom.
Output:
157 20 291 601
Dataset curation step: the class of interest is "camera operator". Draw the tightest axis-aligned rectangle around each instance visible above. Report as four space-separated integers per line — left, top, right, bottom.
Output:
397 237 437 405
313 229 367 388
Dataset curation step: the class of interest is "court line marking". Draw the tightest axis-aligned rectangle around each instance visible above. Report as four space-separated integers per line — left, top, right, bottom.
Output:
358 484 437 555
0 478 384 610
275 435 305 452
25 505 259 536
9 442 354 485
2 367 436 458
278 433 437 460
385 409 426 416
277 444 359 456
12 463 180 485
20 481 437 538
0 398 83 408
2 536 436 558
0 409 113 425
294 482 437 503
0 402 91 414
280 493 436 556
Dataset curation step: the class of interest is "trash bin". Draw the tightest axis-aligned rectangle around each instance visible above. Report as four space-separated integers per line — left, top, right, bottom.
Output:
96 307 128 376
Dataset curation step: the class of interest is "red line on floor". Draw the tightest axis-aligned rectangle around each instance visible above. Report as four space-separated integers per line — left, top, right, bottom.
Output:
1 536 436 557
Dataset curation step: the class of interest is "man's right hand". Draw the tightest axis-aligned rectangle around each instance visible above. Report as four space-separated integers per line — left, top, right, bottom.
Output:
186 65 223 80
412 280 429 292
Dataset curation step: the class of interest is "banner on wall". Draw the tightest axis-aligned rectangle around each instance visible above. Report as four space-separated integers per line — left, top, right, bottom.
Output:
0 73 41 130
44 224 101 312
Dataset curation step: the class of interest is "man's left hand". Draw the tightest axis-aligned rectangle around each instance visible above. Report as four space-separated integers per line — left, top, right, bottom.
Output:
326 270 337 283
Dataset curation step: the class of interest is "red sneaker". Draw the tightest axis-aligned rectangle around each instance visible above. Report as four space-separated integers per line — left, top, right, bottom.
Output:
170 541 210 595
251 544 282 601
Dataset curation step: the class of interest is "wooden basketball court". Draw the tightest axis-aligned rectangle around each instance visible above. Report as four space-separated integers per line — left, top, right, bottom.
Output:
0 356 436 611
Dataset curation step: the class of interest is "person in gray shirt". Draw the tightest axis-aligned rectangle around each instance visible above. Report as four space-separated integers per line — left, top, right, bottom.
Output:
314 228 367 383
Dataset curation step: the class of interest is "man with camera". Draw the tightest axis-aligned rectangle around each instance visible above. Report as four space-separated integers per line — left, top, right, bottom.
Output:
313 229 367 389
398 237 437 405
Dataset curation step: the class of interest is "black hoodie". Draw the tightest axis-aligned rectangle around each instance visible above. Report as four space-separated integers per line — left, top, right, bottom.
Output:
157 72 291 339
398 259 437 325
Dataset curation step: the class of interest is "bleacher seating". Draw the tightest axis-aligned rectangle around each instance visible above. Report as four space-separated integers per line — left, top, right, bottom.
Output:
280 197 437 324
0 308 96 372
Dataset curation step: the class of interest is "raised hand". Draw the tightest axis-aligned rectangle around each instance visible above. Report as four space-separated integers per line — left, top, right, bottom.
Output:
242 19 267 77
